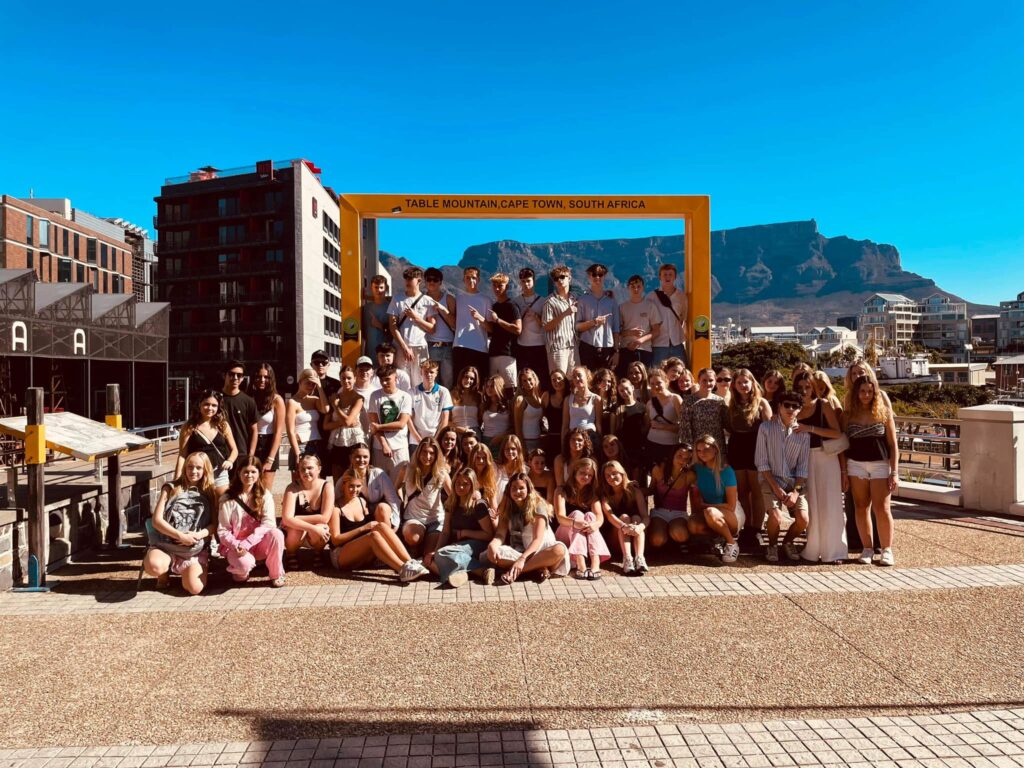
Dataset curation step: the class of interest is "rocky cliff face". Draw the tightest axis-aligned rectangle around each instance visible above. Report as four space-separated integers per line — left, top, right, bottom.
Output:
380 220 992 326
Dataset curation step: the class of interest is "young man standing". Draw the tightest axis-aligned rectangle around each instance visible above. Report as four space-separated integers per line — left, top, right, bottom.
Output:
542 265 579 376
755 392 811 563
368 364 413 486
452 266 492 379
423 267 456 389
309 349 341 470
512 267 549 387
484 272 522 388
354 355 380 437
409 360 453 452
576 263 619 372
363 274 391 358
374 343 412 393
222 360 258 465
647 263 689 367
617 274 662 376
388 266 436 389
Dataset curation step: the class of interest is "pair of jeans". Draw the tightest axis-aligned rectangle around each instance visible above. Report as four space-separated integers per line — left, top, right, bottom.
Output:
434 539 488 584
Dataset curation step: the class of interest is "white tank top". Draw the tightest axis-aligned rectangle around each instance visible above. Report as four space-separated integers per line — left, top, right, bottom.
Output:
567 393 598 432
257 406 276 435
451 404 479 430
521 400 543 440
293 407 320 443
482 409 511 439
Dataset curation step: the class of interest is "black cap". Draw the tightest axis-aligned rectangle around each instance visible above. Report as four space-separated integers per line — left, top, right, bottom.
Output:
311 350 329 362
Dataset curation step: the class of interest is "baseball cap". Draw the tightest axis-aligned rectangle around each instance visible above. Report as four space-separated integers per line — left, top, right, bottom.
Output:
356 356 374 367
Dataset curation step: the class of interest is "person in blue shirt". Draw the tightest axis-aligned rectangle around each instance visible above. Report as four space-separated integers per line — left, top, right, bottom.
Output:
691 434 745 564
576 263 620 372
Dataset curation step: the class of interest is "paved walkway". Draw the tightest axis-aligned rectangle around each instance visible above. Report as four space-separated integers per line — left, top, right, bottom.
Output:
2 563 1024 616
3 709 1023 767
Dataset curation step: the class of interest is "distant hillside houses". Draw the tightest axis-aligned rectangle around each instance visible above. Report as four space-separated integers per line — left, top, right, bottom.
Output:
858 292 969 361
736 324 861 359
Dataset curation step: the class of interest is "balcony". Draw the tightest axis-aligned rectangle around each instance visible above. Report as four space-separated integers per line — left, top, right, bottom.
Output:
168 291 286 308
155 203 287 228
170 319 288 336
158 232 285 254
158 262 288 281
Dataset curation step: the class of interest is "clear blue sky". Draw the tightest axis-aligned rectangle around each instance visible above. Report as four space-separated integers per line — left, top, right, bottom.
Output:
2 1 1021 305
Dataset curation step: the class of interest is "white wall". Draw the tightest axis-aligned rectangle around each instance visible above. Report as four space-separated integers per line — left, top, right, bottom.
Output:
293 161 342 376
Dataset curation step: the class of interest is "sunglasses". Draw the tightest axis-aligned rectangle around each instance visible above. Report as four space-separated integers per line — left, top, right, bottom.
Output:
781 402 802 411
312 359 328 366
718 378 732 383
227 372 244 379
556 275 570 281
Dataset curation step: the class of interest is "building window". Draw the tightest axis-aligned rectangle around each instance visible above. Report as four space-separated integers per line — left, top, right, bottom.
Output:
101 243 108 268
27 249 33 268
265 249 284 263
74 233 79 259
26 215 34 245
76 264 84 282
264 190 283 210
39 220 49 249
87 238 96 263
63 228 69 254
217 197 240 217
58 259 71 283
218 224 246 244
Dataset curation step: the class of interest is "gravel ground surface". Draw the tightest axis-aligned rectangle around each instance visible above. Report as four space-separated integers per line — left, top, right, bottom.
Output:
2 586 1022 748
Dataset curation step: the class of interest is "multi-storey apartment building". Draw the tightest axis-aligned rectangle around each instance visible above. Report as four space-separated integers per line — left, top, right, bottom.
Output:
998 291 1024 353
155 159 343 390
858 292 968 359
0 196 134 295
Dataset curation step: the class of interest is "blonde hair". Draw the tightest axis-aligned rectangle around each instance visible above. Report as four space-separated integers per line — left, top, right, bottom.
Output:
469 445 499 503
409 437 448 493
600 459 639 499
498 472 546 527
728 368 764 429
173 452 217 506
812 371 842 410
482 374 508 412
845 375 888 422
298 367 319 383
695 434 725 495
498 434 526 475
447 467 481 515
562 457 598 507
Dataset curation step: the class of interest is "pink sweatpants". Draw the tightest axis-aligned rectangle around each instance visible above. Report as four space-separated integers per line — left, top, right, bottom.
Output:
223 528 285 580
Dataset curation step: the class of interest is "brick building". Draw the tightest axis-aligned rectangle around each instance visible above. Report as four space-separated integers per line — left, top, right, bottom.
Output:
0 196 134 295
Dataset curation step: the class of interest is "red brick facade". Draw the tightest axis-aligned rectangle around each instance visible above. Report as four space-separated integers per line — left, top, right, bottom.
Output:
0 195 133 294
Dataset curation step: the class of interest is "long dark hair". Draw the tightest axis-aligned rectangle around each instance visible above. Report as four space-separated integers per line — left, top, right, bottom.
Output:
225 456 267 517
253 363 279 414
184 389 227 438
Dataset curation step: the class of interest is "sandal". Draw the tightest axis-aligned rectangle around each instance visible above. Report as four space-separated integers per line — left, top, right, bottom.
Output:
500 571 514 585
536 568 551 583
588 570 602 581
270 576 287 588
574 569 589 580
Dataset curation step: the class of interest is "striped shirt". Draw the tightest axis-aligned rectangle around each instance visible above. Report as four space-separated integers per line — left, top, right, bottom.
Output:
542 294 577 351
577 292 620 348
754 417 810 490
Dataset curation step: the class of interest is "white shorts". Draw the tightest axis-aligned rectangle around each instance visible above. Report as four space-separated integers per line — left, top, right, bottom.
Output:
847 459 891 481
651 507 687 523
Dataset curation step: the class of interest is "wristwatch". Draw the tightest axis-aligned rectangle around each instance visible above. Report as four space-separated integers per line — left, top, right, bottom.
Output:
793 483 805 494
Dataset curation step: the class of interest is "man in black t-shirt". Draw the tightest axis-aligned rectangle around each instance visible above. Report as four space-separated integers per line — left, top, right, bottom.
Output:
483 272 522 393
221 359 258 465
310 349 341 473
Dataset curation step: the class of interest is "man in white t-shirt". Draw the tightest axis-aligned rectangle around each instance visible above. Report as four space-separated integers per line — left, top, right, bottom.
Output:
388 266 436 389
452 266 492 381
512 267 549 387
368 365 413 486
409 360 453 451
646 262 689 367
354 356 380 436
618 274 663 376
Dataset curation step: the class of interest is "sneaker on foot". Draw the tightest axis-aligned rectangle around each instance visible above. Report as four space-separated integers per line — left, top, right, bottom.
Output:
399 559 429 582
879 548 895 567
447 571 469 588
634 554 649 574
857 548 874 564
270 576 286 588
783 541 801 561
722 542 740 564
766 545 779 563
622 555 635 575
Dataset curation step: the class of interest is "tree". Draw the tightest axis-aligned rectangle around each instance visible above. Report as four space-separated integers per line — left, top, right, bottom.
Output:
718 341 811 381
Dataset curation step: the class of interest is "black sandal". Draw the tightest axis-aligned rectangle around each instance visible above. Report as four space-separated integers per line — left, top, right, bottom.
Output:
588 570 602 581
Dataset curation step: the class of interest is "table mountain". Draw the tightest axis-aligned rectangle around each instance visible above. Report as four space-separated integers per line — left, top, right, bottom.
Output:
380 219 994 326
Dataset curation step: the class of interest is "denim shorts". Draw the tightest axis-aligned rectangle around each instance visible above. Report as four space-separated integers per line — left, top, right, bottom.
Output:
847 459 892 481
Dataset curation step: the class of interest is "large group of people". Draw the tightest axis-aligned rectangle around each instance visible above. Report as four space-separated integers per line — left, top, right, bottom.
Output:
144 263 900 594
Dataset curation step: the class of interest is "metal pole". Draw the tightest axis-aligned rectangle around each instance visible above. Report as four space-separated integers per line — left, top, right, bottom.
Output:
22 387 48 590
105 384 126 548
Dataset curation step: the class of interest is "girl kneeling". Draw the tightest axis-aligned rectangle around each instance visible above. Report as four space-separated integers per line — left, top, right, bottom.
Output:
692 435 745 565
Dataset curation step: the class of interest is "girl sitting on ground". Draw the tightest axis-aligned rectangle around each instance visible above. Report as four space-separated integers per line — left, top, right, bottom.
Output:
554 457 610 580
469 443 501 510
329 470 429 582
648 444 695 550
429 467 496 588
528 448 556 505
485 473 569 584
396 437 452 559
144 452 217 594
599 459 649 576
281 454 334 568
217 456 286 587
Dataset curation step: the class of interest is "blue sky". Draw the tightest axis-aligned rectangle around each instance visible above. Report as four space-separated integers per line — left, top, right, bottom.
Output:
1 1 1021 305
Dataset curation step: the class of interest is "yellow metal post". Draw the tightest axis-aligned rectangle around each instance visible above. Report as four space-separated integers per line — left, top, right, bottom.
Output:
340 198 363 366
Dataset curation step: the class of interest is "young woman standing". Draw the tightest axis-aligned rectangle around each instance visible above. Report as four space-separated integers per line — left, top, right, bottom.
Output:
480 374 511 454
645 369 683 472
542 368 569 460
286 368 329 472
553 427 595 486
451 366 483 437
843 375 899 566
563 365 602 446
725 368 772 540
679 368 726 448
324 366 365 483
176 390 238 497
251 364 285 491
514 368 545 454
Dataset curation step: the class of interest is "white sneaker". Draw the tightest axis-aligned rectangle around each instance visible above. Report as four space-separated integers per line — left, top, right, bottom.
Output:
634 554 649 573
622 555 635 575
878 548 895 567
783 541 801 562
447 571 469 588
400 559 429 582
857 548 874 564
766 545 779 563
722 542 740 564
